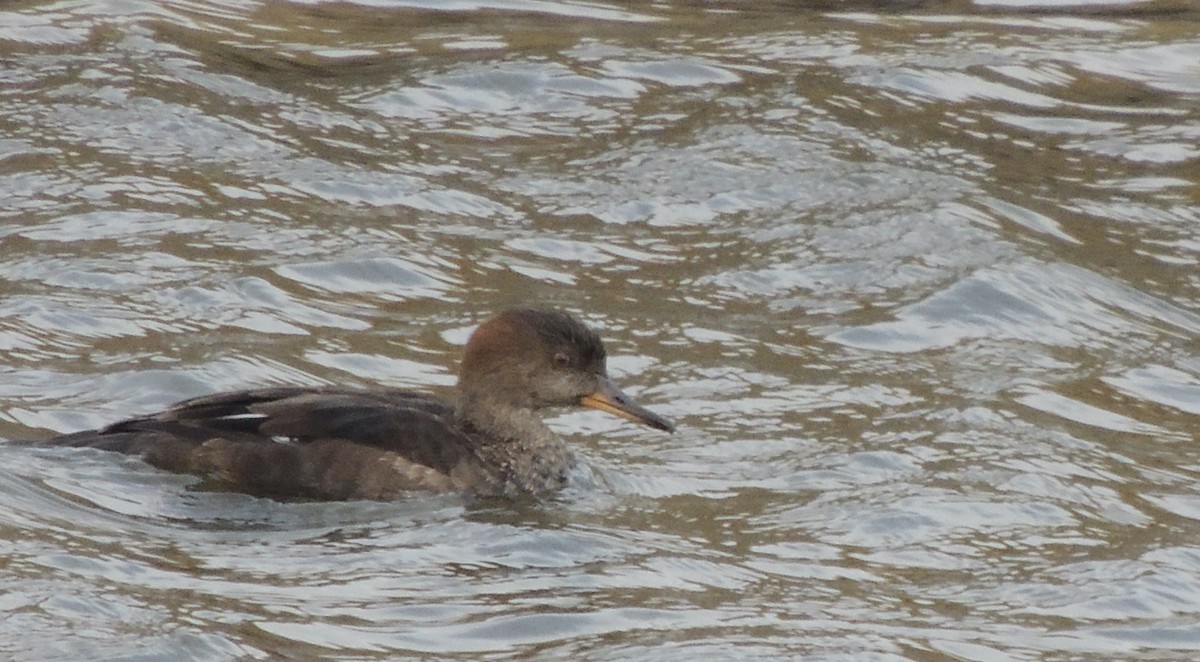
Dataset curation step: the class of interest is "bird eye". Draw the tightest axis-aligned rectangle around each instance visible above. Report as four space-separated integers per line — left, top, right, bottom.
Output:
553 352 570 369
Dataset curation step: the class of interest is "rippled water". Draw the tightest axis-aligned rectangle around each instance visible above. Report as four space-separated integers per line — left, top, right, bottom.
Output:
2 0 1199 659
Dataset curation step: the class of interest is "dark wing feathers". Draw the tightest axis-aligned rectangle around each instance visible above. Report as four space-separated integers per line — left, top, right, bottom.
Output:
31 386 484 499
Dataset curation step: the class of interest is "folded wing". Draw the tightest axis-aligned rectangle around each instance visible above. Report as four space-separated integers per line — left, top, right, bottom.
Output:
39 387 486 499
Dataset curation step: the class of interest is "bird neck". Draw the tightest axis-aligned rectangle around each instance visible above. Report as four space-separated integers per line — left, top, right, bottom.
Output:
453 393 574 495
454 391 557 448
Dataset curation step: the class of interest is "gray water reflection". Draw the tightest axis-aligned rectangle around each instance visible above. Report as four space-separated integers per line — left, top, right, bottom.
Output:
2 0 1200 659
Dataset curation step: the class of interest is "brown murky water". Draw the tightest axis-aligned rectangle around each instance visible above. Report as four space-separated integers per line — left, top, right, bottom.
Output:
2 0 1199 659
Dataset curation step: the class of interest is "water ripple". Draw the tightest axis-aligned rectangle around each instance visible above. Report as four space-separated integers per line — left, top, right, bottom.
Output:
3 1 1200 659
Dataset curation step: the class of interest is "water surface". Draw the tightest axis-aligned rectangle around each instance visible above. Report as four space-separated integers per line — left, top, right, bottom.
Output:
2 0 1199 659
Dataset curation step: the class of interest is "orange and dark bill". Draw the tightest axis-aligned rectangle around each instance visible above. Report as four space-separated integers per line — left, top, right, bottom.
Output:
579 378 675 433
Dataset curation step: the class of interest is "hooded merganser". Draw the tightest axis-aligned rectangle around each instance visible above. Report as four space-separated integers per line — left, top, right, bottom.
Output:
31 308 674 499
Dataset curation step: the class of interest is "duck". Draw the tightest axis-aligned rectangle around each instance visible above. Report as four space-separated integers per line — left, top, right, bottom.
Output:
29 307 674 500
